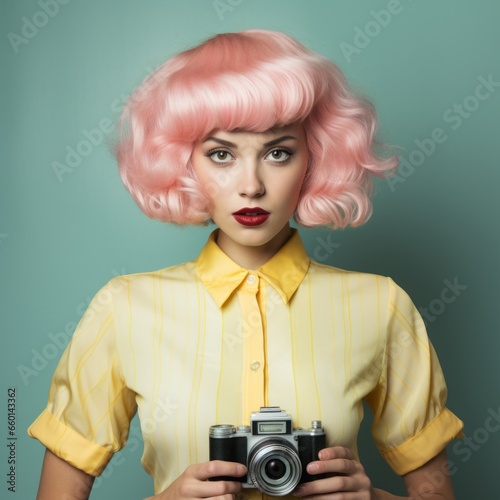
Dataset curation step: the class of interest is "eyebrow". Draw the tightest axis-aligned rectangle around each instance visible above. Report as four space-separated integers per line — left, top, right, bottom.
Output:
202 135 297 148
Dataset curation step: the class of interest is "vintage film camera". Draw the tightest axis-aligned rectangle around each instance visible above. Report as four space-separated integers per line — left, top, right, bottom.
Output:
209 406 327 496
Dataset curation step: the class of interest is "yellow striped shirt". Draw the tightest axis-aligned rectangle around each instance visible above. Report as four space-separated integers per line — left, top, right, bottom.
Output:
28 229 463 498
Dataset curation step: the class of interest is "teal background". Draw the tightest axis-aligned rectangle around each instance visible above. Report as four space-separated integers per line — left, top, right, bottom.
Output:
1 0 499 497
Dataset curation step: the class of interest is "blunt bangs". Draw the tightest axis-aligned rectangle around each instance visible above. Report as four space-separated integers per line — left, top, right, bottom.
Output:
162 56 320 143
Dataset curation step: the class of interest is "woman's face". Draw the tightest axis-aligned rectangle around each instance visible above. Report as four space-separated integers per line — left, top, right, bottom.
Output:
191 124 308 268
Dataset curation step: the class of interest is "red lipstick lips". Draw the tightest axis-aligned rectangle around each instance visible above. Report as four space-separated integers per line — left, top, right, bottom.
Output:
233 207 270 227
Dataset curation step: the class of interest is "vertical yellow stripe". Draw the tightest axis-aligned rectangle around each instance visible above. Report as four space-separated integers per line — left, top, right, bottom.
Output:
329 272 344 443
126 278 137 388
192 287 208 463
341 274 348 403
261 286 269 406
376 275 389 445
150 276 159 419
345 274 353 396
307 275 322 419
188 279 203 463
351 274 363 407
358 274 365 350
174 277 191 475
215 311 225 423
241 292 250 421
157 276 166 454
289 303 299 422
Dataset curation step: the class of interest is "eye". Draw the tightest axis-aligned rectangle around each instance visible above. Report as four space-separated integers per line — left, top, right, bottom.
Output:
266 148 293 163
205 149 233 164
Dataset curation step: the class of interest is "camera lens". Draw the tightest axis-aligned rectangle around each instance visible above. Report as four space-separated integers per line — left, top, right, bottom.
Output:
265 459 286 480
248 438 302 496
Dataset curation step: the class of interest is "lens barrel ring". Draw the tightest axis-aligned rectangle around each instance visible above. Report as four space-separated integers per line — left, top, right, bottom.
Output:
248 439 302 496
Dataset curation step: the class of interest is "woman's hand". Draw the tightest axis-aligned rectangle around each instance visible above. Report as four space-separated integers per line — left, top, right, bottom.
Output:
145 460 247 500
292 446 376 499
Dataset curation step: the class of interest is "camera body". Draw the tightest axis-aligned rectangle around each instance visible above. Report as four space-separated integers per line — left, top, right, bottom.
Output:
209 406 327 496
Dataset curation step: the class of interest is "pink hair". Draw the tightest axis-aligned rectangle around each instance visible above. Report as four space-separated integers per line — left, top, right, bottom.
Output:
113 29 397 228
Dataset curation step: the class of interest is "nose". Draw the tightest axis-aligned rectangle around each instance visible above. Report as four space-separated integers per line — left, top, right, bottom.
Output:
238 164 265 198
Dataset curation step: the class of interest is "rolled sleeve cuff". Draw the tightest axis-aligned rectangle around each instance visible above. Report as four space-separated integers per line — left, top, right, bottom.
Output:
28 409 114 476
381 407 464 476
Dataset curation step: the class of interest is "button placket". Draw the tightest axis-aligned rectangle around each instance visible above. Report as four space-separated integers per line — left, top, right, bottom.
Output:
239 273 265 418
250 361 261 371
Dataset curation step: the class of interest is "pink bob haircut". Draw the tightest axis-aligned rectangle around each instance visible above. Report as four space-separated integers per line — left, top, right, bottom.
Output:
113 29 397 228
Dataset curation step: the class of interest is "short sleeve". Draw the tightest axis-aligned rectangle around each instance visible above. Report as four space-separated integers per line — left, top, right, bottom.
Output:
364 278 463 476
28 279 137 476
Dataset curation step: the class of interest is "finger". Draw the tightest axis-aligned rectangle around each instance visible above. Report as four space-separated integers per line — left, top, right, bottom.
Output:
295 493 370 500
318 446 356 461
171 474 243 498
307 457 362 476
193 460 247 481
193 478 243 498
293 474 366 498
178 464 245 497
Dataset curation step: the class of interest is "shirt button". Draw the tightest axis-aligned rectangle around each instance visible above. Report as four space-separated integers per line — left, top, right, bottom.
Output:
250 361 261 371
246 274 256 285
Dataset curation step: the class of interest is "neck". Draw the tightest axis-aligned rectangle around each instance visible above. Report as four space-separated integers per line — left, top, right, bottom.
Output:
215 225 293 270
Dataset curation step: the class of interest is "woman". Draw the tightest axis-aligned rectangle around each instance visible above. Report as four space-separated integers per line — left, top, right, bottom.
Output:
29 30 463 499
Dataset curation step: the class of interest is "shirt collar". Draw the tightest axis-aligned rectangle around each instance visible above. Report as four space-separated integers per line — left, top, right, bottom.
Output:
196 229 310 308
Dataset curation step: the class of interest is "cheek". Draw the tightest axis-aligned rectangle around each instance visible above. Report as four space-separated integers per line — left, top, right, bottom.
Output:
285 173 307 211
205 170 234 201
276 182 303 214
284 170 307 198
193 163 233 203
